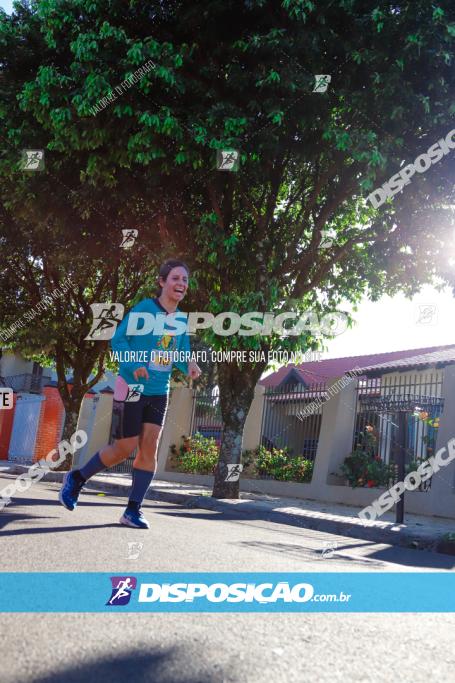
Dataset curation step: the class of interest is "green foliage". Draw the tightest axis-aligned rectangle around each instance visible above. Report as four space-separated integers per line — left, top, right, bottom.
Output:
170 433 220 474
341 450 395 489
1 0 455 459
341 427 394 488
170 439 313 482
1 2 454 322
405 458 430 476
249 445 314 483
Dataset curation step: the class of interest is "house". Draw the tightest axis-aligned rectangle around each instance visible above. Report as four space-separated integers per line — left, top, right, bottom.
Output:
353 346 454 470
156 343 455 520
0 350 52 393
260 343 455 388
0 350 113 463
0 348 196 464
0 351 63 462
256 344 455 460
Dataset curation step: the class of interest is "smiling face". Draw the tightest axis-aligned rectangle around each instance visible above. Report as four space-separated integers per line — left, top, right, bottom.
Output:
159 266 189 304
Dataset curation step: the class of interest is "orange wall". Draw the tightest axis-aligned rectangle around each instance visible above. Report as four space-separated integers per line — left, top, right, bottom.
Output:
33 387 65 463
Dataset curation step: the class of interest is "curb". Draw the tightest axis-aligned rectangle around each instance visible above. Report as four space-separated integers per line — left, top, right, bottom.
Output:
3 465 446 551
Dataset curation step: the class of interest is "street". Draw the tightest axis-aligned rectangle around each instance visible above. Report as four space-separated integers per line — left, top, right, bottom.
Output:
1 473 455 682
1 0 455 680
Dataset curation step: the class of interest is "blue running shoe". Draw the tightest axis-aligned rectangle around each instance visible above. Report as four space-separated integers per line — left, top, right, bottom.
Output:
58 471 84 511
120 507 150 529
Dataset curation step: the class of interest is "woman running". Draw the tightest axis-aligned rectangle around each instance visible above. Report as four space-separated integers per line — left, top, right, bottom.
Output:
59 259 201 528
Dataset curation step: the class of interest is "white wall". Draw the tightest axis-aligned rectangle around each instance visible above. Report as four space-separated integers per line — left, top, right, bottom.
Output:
0 351 34 377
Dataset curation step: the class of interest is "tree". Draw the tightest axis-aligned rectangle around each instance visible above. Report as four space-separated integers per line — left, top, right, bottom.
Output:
1 0 454 488
0 207 167 455
0 1 173 455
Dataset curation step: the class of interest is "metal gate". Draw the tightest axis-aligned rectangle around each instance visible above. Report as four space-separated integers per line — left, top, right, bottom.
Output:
354 372 444 522
354 373 444 470
260 383 326 459
190 387 223 446
8 393 44 463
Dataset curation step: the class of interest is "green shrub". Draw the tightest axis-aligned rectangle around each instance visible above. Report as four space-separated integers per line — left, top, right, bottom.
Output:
170 433 219 474
340 426 394 488
169 438 314 482
249 445 314 483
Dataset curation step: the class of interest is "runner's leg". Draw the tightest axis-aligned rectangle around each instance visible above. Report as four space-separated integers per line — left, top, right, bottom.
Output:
120 395 168 528
75 394 143 480
59 396 142 510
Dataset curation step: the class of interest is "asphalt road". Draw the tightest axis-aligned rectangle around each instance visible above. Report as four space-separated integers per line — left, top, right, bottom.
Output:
1 473 455 683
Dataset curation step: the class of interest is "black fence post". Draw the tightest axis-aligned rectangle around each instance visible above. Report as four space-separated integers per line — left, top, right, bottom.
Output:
396 411 407 524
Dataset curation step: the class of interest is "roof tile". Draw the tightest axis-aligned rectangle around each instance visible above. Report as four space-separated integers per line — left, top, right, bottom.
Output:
261 344 455 387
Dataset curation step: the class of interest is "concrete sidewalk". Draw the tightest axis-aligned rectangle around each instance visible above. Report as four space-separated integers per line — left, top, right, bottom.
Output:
4 464 455 552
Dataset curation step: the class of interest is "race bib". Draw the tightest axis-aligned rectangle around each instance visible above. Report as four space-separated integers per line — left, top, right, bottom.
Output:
148 334 177 373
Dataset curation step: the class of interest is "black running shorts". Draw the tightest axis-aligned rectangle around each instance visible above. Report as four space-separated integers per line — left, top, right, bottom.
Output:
111 394 169 440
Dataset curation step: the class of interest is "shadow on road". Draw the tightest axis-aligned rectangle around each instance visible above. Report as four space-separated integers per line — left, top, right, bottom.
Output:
364 544 455 569
235 539 455 569
0 520 121 535
233 539 384 568
0 512 60 531
0 503 121 534
28 647 221 683
157 509 455 569
0 492 165 533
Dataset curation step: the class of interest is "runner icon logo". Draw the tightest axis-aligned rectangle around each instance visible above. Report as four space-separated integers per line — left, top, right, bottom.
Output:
225 464 243 482
313 75 331 93
85 303 124 340
20 149 45 171
126 542 143 560
125 384 144 402
106 576 137 606
320 541 338 559
120 229 138 249
217 149 239 171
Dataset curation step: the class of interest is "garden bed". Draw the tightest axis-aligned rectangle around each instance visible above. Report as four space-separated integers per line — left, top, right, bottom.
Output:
169 435 314 483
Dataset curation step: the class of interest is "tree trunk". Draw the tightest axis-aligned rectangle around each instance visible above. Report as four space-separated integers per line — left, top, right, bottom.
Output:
55 394 85 471
212 360 266 498
54 347 90 470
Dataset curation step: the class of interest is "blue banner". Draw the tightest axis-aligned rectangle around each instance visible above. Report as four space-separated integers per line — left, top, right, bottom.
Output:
0 572 453 612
